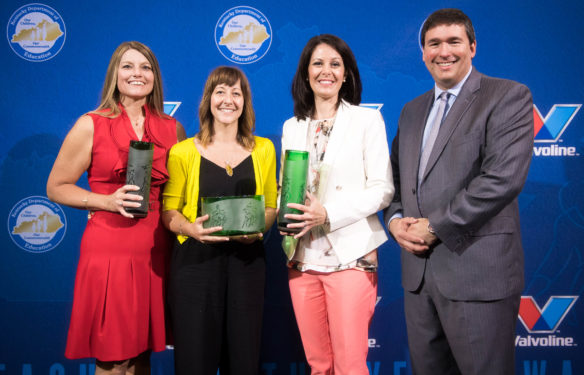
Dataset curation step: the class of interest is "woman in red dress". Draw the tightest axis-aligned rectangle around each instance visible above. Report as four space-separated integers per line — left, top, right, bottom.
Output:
47 41 185 374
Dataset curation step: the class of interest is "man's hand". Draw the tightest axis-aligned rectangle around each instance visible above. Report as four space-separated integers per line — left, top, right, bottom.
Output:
406 218 438 248
389 217 430 254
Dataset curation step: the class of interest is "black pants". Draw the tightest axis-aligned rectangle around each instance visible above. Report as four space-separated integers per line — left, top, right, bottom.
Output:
168 238 266 375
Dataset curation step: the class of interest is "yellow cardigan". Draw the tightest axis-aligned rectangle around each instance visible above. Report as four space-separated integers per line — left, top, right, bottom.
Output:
163 136 277 243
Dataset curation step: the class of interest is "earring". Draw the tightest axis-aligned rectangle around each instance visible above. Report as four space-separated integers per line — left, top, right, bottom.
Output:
343 78 346 82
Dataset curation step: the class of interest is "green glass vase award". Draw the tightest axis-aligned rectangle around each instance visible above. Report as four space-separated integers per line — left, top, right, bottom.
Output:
125 140 154 218
278 150 309 233
201 195 266 236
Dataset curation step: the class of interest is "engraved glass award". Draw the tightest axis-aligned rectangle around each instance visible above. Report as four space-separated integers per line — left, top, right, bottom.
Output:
277 150 309 233
125 140 154 218
201 195 266 236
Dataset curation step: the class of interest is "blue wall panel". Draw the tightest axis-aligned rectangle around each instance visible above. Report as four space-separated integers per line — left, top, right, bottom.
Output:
1 0 582 373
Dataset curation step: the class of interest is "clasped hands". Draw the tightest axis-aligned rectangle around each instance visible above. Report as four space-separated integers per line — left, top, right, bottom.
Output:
389 217 437 254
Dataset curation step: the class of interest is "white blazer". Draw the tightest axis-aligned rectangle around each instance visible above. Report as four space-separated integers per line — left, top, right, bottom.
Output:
281 100 394 264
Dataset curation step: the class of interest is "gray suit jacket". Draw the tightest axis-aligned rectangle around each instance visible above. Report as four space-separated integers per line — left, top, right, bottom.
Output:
385 68 534 301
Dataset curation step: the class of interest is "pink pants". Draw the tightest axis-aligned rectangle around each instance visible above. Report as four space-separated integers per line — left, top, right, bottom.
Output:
288 268 378 375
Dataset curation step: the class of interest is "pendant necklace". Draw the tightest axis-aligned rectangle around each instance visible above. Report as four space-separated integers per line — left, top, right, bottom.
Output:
225 161 234 177
132 113 144 128
224 152 234 176
220 143 236 177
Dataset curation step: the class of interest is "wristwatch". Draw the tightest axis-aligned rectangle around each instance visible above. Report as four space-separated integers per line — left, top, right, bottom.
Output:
427 223 436 235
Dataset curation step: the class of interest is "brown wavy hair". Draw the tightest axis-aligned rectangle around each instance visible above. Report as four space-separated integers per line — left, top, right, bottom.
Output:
92 41 166 118
197 66 255 150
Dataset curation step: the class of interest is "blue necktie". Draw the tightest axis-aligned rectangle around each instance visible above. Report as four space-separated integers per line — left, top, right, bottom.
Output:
418 92 450 185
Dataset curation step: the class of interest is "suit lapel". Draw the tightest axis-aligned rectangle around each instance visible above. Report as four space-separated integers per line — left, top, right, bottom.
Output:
413 91 435 164
421 69 482 182
404 91 433 188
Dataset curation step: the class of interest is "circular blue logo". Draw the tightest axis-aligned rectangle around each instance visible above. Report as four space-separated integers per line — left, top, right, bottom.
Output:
215 6 272 64
6 3 66 62
7 196 67 253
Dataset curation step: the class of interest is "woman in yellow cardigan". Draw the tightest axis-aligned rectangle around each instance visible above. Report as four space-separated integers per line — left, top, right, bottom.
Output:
162 66 277 375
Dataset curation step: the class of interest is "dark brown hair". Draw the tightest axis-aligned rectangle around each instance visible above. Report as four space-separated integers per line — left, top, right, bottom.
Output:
421 8 476 46
291 34 362 120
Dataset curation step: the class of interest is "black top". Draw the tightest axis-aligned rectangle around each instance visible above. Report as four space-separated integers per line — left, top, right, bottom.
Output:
199 155 255 205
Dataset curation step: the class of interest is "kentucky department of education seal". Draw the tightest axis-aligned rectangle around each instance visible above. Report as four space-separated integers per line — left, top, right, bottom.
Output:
6 3 66 62
215 6 272 64
8 196 67 253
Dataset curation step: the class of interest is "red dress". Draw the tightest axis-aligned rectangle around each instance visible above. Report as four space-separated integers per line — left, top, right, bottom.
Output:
65 105 177 361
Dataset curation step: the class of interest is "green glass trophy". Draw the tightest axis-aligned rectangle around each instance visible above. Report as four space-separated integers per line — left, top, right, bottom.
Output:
278 150 309 233
125 140 154 218
201 195 265 236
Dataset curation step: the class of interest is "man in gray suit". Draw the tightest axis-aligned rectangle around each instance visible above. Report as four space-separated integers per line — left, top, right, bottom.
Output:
385 8 533 375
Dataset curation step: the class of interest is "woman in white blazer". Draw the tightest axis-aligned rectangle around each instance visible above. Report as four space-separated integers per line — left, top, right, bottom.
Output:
280 34 394 375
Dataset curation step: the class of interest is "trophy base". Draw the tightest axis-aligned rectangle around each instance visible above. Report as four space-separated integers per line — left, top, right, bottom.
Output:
209 230 260 236
277 223 301 234
125 209 148 218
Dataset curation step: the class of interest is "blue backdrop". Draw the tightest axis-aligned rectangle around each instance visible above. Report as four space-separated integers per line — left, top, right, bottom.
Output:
1 1 583 374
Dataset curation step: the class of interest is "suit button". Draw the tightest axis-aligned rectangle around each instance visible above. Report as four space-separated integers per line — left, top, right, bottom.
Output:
336 185 342 191
412 188 416 195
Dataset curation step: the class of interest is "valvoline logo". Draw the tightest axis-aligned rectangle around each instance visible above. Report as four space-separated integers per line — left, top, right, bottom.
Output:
533 104 580 143
518 296 578 333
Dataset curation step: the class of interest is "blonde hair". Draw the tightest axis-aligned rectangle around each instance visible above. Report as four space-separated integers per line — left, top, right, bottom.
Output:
92 41 166 118
197 66 255 150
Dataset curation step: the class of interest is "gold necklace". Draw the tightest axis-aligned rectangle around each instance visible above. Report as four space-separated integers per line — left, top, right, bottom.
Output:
212 142 236 176
225 161 233 177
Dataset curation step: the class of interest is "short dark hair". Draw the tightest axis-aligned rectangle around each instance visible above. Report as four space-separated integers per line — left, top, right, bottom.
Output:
421 9 475 47
291 34 362 120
